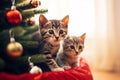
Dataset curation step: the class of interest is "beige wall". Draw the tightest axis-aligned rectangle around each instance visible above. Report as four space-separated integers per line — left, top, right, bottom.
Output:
91 0 120 72
114 0 120 47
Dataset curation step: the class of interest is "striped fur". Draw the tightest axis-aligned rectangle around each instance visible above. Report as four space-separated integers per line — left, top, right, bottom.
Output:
56 33 86 70
32 15 69 72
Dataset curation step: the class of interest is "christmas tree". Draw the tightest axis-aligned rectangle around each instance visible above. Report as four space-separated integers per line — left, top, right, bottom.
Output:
0 0 48 74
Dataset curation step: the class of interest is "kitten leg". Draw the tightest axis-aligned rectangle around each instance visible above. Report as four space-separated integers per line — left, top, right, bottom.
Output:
71 61 80 68
56 56 70 70
49 60 65 72
46 55 64 71
63 65 71 70
61 62 71 70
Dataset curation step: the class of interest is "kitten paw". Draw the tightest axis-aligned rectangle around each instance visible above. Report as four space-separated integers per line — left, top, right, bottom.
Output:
51 67 64 72
63 66 71 70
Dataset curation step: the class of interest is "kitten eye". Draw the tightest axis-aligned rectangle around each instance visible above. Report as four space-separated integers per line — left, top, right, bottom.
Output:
79 45 82 49
59 30 64 34
49 30 54 34
70 45 74 49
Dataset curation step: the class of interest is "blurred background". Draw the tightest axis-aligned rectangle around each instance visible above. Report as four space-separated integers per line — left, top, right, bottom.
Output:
35 0 120 80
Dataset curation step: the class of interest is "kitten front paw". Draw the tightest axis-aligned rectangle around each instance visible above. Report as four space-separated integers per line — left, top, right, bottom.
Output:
63 66 71 70
51 67 64 72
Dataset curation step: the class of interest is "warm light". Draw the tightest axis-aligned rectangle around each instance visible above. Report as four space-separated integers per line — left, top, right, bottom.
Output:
34 0 95 37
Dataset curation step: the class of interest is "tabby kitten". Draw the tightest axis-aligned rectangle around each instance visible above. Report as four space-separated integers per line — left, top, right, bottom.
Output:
56 33 86 70
32 15 69 72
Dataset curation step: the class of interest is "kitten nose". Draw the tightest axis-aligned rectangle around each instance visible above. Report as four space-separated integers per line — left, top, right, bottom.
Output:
76 52 79 55
55 37 59 40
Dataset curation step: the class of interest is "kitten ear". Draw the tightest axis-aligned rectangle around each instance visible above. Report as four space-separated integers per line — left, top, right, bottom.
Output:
62 15 69 27
65 35 70 40
80 33 86 41
39 15 48 27
64 35 70 43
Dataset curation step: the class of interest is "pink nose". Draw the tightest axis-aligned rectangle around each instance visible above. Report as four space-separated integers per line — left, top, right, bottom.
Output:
55 37 59 40
76 52 78 55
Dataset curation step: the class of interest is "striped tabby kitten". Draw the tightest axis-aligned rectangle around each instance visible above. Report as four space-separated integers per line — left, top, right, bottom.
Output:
56 33 86 70
32 15 69 72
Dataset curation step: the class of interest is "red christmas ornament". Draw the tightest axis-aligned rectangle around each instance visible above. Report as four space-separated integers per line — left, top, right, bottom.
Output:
6 9 22 25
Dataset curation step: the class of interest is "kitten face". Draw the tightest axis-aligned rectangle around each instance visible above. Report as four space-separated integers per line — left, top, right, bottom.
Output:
39 15 69 44
63 33 86 57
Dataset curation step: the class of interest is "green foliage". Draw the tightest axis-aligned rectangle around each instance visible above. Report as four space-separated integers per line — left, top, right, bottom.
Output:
0 58 5 70
0 25 38 53
0 0 48 28
22 9 48 19
0 0 48 74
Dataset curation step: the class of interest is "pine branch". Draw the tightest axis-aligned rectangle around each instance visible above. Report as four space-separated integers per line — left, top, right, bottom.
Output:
20 41 39 48
17 3 35 10
17 0 41 10
0 58 5 70
34 9 48 14
18 54 46 64
0 54 46 73
22 9 48 19
15 0 25 4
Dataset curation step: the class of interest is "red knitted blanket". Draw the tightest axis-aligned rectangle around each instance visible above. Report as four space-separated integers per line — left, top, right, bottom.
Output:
0 57 93 80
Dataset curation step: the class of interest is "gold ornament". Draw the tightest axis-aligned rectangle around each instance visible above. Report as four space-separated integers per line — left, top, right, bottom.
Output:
7 41 23 58
6 30 23 58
